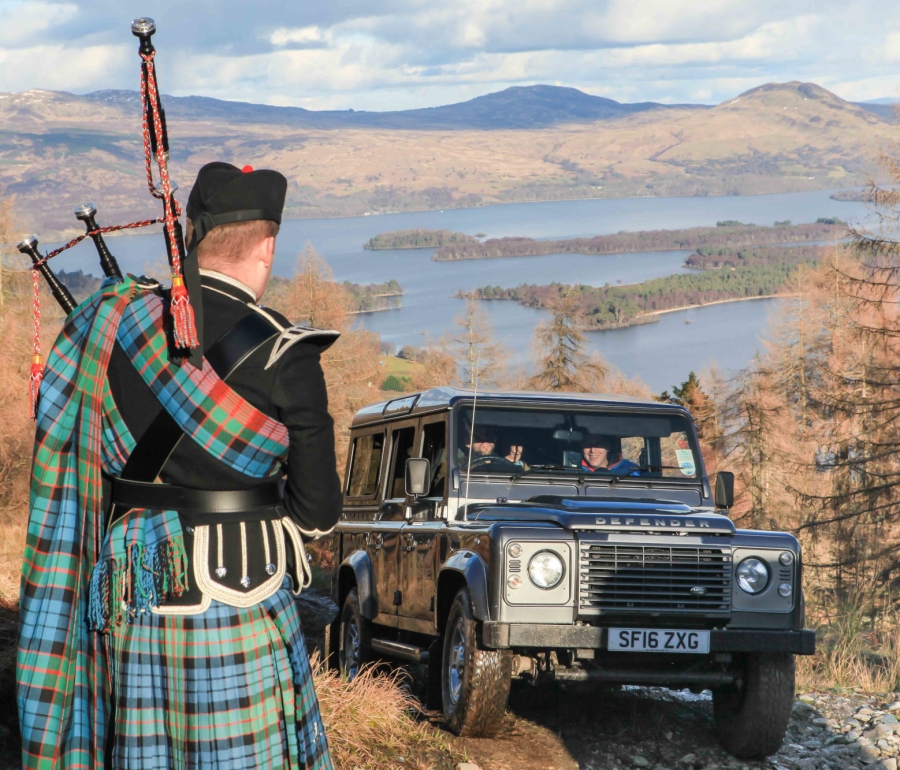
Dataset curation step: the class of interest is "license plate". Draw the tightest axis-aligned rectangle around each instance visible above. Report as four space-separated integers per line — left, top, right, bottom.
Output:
608 628 710 654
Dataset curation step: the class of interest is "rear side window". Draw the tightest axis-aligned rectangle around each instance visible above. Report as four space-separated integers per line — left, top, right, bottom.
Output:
347 433 385 497
422 421 448 498
388 426 417 499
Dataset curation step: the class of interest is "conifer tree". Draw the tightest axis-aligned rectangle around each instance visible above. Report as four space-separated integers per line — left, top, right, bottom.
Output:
528 292 605 392
449 299 509 387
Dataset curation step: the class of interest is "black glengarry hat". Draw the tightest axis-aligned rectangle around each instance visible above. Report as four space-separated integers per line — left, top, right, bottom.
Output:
186 162 288 248
181 162 287 365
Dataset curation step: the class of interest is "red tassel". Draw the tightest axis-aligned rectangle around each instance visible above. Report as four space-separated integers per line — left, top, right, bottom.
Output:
170 276 199 350
30 357 44 420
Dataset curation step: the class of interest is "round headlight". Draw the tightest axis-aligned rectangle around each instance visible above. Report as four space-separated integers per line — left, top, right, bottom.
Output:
528 550 564 590
736 557 770 594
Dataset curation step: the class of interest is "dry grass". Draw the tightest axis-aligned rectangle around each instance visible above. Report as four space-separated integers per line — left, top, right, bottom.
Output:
798 597 900 694
314 658 460 770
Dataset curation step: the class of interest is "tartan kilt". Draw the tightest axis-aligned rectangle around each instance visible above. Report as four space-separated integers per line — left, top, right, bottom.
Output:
107 583 332 770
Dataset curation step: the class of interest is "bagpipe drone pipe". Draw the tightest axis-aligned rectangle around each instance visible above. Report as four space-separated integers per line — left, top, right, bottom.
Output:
19 17 196 418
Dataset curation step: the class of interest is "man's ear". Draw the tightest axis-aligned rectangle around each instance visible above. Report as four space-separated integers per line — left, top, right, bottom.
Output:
261 236 276 267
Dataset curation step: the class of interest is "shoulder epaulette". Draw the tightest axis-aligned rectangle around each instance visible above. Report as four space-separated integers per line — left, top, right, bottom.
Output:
264 325 340 370
129 274 161 290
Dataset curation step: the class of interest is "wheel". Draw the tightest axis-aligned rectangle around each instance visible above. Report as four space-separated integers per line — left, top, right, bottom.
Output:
339 588 371 681
441 587 512 737
713 653 795 758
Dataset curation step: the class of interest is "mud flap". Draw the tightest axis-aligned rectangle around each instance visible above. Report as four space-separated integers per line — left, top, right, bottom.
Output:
426 636 444 711
323 611 341 671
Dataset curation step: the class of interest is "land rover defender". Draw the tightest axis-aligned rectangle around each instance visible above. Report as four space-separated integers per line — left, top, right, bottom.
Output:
326 388 814 758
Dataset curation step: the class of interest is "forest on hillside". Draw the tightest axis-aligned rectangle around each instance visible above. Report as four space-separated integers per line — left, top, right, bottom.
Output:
433 219 845 260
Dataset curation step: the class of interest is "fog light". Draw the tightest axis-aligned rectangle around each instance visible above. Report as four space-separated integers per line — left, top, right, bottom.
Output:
779 551 794 566
509 543 522 558
508 576 521 589
778 583 792 597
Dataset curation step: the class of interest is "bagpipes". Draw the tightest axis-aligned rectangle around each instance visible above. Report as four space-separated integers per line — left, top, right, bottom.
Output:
17 18 198 418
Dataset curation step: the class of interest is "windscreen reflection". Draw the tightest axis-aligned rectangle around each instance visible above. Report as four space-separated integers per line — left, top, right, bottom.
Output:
456 406 700 479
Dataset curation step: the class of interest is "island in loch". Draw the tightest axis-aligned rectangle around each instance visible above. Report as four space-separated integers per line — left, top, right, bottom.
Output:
456 227 843 331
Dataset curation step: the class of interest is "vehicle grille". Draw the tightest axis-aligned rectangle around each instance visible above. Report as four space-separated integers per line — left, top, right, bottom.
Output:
579 543 732 615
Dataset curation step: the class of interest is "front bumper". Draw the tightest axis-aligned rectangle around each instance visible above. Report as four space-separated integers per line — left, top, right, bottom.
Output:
482 623 816 655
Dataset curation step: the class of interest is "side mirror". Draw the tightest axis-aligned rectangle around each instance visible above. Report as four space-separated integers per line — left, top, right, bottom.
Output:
715 471 735 509
405 457 431 500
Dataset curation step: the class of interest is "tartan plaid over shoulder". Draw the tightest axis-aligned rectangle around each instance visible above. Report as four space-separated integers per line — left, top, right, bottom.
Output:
17 278 294 769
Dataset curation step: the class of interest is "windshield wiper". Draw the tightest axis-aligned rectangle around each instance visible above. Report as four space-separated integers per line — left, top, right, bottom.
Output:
512 464 582 480
632 465 687 472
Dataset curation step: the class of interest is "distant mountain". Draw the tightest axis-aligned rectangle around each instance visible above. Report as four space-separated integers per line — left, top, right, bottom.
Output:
853 98 898 121
0 80 891 237
80 84 703 130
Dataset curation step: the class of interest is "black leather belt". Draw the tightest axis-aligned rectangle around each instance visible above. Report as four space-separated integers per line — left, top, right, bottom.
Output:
110 478 282 514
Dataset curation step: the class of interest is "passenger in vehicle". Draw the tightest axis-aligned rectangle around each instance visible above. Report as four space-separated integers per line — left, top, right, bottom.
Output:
580 434 641 475
499 432 529 470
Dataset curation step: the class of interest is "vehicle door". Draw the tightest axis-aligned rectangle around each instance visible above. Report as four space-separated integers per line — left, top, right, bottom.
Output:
340 427 386 598
398 414 448 624
372 419 419 621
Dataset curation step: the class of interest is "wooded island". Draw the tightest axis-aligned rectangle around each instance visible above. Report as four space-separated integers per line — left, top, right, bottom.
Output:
433 219 844 260
364 228 478 250
461 241 833 330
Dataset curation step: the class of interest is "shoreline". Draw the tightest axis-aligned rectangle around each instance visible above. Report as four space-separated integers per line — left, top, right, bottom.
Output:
637 293 799 318
348 305 402 315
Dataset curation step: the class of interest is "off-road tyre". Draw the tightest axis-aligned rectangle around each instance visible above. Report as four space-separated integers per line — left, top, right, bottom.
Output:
338 588 372 681
713 652 795 759
441 587 512 737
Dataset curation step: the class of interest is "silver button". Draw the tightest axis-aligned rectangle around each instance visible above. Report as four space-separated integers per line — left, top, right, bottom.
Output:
266 563 276 575
215 566 227 578
241 575 251 588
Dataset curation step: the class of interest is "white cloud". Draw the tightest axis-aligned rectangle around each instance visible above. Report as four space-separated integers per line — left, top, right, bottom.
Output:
0 1 79 46
0 42 128 91
269 26 329 47
881 31 900 63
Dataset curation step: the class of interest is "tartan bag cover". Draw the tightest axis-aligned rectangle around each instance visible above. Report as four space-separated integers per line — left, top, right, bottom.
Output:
17 278 332 769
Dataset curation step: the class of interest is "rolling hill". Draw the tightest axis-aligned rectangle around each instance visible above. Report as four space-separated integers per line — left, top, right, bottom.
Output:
78 84 700 130
0 82 893 236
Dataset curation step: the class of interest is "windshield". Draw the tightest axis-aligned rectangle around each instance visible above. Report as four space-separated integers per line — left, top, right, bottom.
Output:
455 405 701 479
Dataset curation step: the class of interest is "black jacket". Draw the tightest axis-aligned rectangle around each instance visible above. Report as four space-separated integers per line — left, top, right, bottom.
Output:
106 270 343 537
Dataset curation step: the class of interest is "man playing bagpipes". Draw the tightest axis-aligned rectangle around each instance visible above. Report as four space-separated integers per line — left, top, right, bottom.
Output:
16 19 341 770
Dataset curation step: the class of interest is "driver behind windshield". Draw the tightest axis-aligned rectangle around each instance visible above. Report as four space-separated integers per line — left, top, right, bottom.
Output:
458 424 501 467
580 434 641 475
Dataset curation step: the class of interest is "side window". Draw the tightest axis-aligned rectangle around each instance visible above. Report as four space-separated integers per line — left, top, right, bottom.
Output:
421 421 448 498
388 426 417 499
347 432 385 497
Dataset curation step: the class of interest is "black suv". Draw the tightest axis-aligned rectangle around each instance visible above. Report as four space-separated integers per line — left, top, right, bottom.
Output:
325 388 814 758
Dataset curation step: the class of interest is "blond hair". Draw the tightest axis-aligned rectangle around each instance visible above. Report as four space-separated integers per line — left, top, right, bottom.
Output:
185 218 279 269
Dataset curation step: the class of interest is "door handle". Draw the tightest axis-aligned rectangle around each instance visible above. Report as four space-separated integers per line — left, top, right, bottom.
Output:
366 532 383 550
401 533 416 552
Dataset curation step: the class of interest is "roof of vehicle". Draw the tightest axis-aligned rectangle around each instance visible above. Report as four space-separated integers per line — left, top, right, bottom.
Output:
350 386 688 428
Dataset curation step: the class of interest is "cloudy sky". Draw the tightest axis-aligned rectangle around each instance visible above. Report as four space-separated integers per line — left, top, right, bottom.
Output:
1 0 899 110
